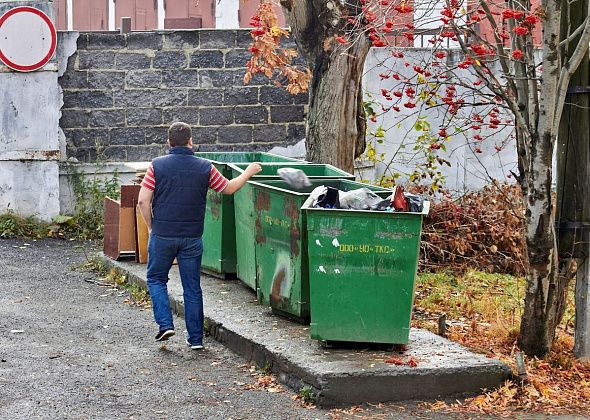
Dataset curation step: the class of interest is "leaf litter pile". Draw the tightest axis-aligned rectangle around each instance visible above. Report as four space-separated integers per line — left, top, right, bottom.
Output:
420 183 526 276
413 270 589 416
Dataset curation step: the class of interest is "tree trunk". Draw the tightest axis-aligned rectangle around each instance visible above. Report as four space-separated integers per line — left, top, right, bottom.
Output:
280 0 370 173
514 0 575 358
517 131 560 357
306 41 370 172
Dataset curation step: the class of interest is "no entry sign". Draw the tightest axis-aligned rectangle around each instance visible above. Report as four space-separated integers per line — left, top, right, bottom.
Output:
0 6 57 72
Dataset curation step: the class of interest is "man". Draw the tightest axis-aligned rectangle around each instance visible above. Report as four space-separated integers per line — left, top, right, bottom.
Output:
137 122 261 350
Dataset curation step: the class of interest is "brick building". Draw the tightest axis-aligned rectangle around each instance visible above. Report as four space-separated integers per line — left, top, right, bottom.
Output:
52 0 285 31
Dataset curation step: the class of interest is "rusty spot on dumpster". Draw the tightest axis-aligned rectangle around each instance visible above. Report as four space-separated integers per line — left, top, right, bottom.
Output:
284 198 299 220
290 224 300 257
284 198 301 256
255 214 266 244
255 190 270 212
270 266 286 307
209 192 221 220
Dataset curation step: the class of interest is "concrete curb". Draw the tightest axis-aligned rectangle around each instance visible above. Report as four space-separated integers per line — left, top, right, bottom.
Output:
99 254 512 407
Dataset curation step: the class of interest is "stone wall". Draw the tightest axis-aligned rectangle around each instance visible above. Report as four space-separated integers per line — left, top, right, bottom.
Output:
59 30 308 162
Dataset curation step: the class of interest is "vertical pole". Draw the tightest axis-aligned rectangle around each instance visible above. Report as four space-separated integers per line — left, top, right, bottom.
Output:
157 0 164 30
215 0 239 29
108 0 115 31
66 0 73 30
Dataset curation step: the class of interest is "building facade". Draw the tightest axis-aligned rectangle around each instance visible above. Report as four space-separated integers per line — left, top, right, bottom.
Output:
52 0 285 31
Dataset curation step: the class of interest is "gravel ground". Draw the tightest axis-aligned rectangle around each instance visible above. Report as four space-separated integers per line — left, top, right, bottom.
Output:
0 238 508 419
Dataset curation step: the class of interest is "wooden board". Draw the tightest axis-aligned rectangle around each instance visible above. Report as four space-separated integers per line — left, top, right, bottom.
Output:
135 206 149 264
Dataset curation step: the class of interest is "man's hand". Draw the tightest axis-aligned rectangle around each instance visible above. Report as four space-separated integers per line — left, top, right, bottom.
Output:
222 162 262 195
244 162 262 177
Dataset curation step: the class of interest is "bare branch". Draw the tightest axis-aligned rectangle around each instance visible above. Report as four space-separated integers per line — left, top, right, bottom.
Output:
559 16 589 48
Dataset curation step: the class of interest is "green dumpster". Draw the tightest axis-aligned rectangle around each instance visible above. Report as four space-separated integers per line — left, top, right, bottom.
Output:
195 152 304 277
229 163 354 290
250 179 392 322
303 200 430 345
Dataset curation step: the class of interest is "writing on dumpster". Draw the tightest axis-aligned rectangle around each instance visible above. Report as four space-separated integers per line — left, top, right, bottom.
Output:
338 244 393 254
264 215 290 228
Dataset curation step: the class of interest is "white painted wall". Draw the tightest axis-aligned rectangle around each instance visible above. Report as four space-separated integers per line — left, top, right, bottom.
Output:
157 0 164 30
108 0 115 31
67 0 73 30
215 0 239 29
362 48 518 193
59 162 150 214
0 0 62 221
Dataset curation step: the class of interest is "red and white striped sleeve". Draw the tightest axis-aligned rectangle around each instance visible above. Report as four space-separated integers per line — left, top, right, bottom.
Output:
140 164 156 191
209 165 229 193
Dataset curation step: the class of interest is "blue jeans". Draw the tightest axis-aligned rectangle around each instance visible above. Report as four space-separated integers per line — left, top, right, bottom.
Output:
146 234 204 346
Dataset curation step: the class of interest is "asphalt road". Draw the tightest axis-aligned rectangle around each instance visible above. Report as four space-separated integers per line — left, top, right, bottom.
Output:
0 238 333 419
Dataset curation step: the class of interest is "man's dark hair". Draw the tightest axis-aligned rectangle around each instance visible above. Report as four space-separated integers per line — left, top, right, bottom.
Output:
168 122 192 147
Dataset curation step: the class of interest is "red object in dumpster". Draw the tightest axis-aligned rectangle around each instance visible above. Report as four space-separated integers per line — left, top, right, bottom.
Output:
392 186 409 212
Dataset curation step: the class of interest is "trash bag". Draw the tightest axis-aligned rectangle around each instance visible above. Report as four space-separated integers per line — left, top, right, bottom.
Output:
404 192 423 213
315 186 340 209
374 199 392 211
277 168 312 190
339 188 384 210
309 185 327 203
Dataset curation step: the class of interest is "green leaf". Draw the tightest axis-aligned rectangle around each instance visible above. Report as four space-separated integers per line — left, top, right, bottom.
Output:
53 215 75 225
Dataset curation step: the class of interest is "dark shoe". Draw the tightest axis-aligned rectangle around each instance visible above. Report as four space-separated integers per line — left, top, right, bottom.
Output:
185 338 204 350
155 329 175 341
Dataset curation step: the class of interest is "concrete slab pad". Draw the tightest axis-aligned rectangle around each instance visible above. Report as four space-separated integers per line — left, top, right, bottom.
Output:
99 255 512 407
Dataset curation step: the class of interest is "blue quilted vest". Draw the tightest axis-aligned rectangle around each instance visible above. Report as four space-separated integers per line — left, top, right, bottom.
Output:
151 147 211 238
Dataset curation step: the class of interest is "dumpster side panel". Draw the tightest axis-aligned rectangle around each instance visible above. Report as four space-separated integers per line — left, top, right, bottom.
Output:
307 211 423 344
202 190 224 272
201 161 237 275
251 180 392 322
232 164 354 290
234 182 258 288
254 190 308 321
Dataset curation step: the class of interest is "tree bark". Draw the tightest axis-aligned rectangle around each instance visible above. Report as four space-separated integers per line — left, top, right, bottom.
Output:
280 0 370 173
517 131 560 357
516 0 566 357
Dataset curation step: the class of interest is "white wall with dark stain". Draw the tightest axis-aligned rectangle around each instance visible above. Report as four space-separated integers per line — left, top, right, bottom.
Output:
0 0 63 221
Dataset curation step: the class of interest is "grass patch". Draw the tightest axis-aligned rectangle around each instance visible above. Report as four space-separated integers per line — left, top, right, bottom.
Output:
414 271 525 345
0 213 51 238
297 386 316 405
258 362 272 375
414 270 587 416
0 163 120 241
80 256 150 307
